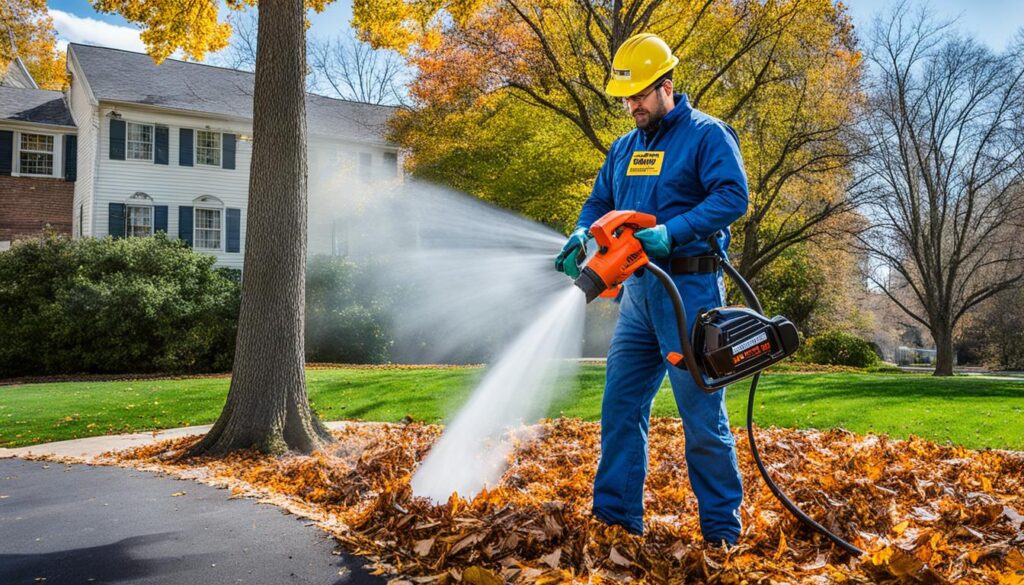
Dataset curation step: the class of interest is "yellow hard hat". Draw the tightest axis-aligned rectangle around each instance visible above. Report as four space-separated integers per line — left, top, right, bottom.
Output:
605 33 679 97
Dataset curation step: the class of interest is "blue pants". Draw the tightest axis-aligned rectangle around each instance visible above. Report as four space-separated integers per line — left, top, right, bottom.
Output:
592 266 743 543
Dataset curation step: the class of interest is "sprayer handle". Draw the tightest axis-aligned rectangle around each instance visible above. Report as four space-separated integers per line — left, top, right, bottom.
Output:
589 211 657 248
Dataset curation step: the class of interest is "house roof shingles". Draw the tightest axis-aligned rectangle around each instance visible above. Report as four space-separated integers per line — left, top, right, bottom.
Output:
70 43 396 144
0 86 75 127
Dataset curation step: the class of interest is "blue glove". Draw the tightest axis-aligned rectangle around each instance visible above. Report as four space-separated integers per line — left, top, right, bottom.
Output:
635 225 673 258
554 227 589 279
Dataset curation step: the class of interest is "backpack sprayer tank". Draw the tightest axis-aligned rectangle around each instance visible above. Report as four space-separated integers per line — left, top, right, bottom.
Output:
568 209 863 557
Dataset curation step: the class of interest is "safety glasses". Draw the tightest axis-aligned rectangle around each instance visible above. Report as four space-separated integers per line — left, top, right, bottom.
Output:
622 80 666 108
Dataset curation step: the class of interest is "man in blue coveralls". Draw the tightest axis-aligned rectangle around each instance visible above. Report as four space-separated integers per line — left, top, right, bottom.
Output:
555 33 749 545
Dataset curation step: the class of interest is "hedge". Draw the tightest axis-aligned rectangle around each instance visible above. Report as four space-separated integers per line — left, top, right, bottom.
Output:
304 255 393 364
798 330 880 368
0 233 240 377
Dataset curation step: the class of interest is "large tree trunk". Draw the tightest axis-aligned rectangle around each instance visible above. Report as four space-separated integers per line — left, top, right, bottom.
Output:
189 0 333 456
932 325 955 377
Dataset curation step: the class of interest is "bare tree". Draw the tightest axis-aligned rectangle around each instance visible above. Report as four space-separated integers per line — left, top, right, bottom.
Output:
307 36 407 105
215 11 407 106
855 5 1024 376
214 10 259 72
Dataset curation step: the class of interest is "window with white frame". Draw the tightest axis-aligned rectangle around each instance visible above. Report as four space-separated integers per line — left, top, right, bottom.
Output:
195 207 222 250
126 122 154 160
126 205 153 237
196 130 221 166
19 133 54 176
125 192 154 237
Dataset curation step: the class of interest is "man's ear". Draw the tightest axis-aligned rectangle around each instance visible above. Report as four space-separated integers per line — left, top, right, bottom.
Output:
662 79 674 97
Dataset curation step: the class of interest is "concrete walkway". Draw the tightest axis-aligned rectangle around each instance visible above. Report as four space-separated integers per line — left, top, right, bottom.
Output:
0 421 357 463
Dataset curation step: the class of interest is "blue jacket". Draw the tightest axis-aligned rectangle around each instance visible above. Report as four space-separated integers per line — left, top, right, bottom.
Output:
576 93 749 257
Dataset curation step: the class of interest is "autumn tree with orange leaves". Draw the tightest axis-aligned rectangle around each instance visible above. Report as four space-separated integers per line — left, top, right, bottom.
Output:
354 0 865 284
1 0 67 89
91 0 338 455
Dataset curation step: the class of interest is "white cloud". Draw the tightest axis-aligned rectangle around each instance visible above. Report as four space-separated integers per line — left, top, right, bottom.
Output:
50 9 146 54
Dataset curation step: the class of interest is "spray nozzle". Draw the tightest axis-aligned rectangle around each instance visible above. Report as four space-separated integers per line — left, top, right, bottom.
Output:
571 210 657 303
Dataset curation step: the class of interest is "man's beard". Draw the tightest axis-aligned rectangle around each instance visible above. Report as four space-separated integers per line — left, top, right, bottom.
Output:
632 95 667 131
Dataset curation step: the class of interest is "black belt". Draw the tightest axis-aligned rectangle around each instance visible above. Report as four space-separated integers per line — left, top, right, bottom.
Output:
670 255 721 274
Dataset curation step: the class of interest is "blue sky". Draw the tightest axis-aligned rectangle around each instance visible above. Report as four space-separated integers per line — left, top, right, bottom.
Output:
47 0 358 57
842 0 1022 51
47 0 1023 59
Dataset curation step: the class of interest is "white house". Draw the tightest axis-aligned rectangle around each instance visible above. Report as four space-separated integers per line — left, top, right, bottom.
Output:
65 43 401 270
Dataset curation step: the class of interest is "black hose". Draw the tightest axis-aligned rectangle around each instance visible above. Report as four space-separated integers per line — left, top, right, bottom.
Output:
645 263 706 391
743 372 864 556
652 250 865 557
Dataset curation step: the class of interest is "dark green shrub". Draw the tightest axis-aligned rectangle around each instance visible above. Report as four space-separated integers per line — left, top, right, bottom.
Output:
800 330 879 368
304 255 392 363
0 233 240 377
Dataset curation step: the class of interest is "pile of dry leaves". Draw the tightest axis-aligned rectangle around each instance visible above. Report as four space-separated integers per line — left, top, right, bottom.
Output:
114 419 1024 584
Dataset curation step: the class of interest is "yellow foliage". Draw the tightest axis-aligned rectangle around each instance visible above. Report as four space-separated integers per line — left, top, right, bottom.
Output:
364 0 865 269
1 0 68 89
90 0 336 64
91 0 233 62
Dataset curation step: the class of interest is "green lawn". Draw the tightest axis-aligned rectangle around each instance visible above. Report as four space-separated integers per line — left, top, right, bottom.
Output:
1 366 1021 450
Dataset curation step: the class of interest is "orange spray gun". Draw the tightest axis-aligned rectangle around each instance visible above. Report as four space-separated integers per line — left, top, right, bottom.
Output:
572 210 656 303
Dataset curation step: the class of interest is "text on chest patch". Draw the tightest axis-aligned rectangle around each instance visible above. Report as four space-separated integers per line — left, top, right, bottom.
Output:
627 151 664 176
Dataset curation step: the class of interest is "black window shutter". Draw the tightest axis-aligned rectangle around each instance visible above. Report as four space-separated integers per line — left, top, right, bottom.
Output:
179 128 193 166
222 133 236 170
154 205 168 233
63 135 78 181
226 208 241 252
178 206 193 246
154 126 169 165
108 203 125 238
109 119 125 160
0 130 12 175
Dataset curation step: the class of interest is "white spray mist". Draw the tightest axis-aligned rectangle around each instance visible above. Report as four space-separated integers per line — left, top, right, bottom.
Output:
307 172 606 502
410 286 585 502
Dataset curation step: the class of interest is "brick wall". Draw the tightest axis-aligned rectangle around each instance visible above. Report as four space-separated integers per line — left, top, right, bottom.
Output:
0 175 74 242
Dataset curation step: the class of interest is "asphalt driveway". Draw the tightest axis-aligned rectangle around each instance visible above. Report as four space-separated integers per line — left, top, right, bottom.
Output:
0 458 382 585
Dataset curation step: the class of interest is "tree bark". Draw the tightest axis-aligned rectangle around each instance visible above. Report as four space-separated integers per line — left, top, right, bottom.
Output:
189 0 333 456
932 326 955 377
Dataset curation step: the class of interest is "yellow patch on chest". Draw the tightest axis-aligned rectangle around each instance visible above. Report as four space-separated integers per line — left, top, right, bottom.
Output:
626 151 664 176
